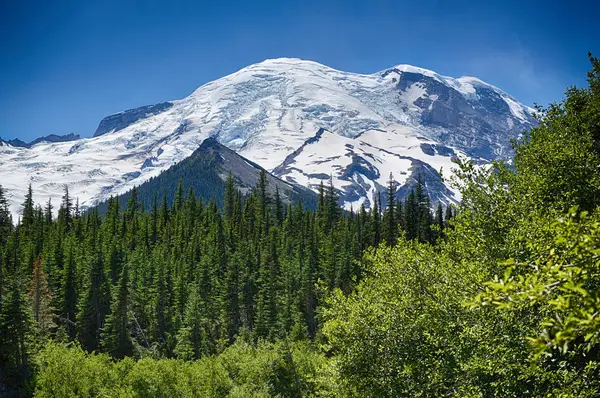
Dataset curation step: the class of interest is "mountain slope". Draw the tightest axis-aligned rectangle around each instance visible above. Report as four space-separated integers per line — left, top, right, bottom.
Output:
0 133 80 148
95 137 317 213
0 58 537 217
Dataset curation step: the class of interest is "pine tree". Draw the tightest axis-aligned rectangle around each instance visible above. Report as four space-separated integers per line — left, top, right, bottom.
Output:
77 247 110 352
325 176 340 230
0 164 379 366
444 204 453 225
61 242 77 339
414 176 433 243
0 184 12 247
222 251 240 343
434 202 444 241
173 178 184 212
44 198 53 227
125 187 140 250
28 257 54 333
372 193 381 246
274 186 283 226
175 284 205 360
0 277 32 385
57 185 73 232
224 172 236 221
302 220 319 337
255 229 279 339
383 173 397 245
150 193 159 245
152 259 170 347
257 170 270 237
101 262 133 359
21 184 35 235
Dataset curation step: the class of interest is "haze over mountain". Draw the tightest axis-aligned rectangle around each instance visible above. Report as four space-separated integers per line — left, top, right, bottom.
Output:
0 58 537 217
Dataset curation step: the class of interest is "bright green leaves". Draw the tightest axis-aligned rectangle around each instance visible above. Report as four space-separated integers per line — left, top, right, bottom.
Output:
477 209 600 358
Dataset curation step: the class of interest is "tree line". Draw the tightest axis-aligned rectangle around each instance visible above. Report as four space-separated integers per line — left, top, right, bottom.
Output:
0 169 451 391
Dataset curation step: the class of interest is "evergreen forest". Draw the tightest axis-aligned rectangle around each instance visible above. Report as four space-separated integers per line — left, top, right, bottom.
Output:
1 55 600 397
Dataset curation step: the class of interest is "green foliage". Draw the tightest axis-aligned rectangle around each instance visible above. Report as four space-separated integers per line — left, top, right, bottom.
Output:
0 149 444 392
11 52 600 398
477 207 600 357
101 261 133 358
321 55 600 397
33 340 332 397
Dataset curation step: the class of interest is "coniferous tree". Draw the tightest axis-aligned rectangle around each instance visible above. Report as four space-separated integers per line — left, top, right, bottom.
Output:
101 262 133 359
255 229 279 340
57 185 73 232
274 186 283 226
383 173 397 245
434 203 444 241
28 257 54 333
44 198 53 227
173 179 184 213
61 241 77 339
372 193 381 246
224 172 236 221
404 190 418 241
150 193 159 246
0 154 429 370
444 204 453 225
222 250 240 343
0 277 32 385
21 184 35 236
175 284 204 360
77 245 110 352
0 185 11 246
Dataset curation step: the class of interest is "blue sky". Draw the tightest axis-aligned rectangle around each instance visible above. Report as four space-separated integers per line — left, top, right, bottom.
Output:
1 0 598 142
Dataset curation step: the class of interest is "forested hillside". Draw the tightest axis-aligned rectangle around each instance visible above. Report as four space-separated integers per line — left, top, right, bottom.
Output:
0 162 444 396
94 137 318 214
1 55 599 397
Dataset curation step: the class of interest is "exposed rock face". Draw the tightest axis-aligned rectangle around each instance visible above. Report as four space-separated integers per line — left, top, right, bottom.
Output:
0 133 80 148
393 71 532 159
93 102 173 137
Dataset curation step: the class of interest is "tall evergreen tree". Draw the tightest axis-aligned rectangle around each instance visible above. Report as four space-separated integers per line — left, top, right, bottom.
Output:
383 173 397 245
434 202 444 241
21 184 35 235
0 184 12 248
174 284 204 360
61 242 77 339
101 261 133 359
57 185 73 232
0 277 32 385
77 247 110 352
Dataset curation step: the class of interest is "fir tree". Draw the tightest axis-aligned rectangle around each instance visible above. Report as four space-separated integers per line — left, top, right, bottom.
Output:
21 184 35 236
77 247 110 352
0 277 32 385
57 185 73 232
0 184 11 246
101 262 133 359
175 284 205 360
61 242 77 339
383 173 397 245
28 257 54 333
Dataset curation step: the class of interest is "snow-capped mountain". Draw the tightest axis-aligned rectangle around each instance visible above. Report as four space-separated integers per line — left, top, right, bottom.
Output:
0 58 536 217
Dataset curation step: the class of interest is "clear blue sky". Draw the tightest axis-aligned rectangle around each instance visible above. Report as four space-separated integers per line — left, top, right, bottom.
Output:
1 0 598 142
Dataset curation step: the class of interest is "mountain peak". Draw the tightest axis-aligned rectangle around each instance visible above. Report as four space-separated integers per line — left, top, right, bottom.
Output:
0 58 537 217
0 133 80 148
197 135 222 150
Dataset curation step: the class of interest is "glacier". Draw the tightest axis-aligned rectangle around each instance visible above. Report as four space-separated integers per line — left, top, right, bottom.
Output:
0 58 537 217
